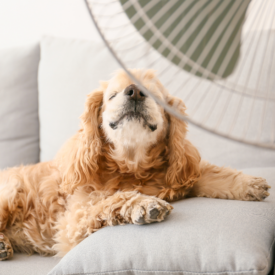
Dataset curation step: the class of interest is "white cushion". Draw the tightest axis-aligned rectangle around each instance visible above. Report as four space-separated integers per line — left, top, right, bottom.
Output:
0 44 40 169
187 124 275 169
38 36 120 161
48 167 275 275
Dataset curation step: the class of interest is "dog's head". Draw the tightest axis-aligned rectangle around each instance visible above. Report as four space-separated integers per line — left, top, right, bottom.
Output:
101 69 168 163
60 69 200 195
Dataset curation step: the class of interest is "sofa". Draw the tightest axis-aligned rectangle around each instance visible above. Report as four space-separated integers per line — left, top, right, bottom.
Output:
0 36 274 275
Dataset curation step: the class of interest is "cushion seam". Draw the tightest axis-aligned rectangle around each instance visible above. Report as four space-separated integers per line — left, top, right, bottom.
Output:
58 269 265 275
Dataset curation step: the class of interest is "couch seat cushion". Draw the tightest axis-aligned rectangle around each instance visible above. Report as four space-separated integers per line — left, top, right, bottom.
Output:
48 167 275 275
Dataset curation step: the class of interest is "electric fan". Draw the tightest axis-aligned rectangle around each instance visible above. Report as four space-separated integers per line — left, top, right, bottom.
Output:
85 0 275 149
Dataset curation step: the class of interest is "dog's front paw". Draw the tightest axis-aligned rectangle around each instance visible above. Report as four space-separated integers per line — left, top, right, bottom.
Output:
123 196 173 225
0 233 13 261
244 176 270 201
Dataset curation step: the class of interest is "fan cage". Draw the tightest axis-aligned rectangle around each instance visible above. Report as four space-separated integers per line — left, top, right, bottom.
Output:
85 0 275 150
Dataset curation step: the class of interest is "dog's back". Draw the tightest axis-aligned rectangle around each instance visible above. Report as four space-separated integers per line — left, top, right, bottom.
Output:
0 163 65 256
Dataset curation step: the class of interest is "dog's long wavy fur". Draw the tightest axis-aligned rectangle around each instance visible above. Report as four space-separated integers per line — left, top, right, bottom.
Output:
0 69 270 258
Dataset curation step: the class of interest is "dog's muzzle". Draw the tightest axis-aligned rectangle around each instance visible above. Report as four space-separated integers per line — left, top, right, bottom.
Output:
109 84 157 132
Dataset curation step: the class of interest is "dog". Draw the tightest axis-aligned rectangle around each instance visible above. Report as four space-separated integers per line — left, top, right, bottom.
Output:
0 69 270 260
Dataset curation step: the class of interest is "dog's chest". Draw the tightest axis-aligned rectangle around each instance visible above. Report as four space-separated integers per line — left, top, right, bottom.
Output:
98 168 167 196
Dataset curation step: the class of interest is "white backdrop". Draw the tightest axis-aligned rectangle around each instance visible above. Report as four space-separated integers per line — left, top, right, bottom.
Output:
0 0 102 49
0 0 274 50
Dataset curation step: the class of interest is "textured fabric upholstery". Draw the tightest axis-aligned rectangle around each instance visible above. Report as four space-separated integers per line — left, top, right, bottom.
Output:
38 36 120 161
48 167 275 275
0 253 60 275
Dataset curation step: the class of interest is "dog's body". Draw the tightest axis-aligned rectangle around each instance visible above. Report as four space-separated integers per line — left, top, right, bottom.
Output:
0 69 270 260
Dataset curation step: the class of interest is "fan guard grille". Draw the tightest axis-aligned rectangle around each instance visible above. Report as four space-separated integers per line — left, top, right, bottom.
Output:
85 0 275 149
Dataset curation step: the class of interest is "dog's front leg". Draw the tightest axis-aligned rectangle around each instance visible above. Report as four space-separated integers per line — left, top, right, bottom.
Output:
189 160 270 201
54 191 172 256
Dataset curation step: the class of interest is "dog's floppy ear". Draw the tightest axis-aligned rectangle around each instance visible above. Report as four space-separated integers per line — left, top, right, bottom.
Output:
59 87 104 194
163 95 201 201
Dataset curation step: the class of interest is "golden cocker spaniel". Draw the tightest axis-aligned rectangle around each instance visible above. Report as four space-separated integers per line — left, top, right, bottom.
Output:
0 69 270 260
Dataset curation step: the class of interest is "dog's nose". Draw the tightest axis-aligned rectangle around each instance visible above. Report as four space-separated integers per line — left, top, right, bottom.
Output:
124 84 146 101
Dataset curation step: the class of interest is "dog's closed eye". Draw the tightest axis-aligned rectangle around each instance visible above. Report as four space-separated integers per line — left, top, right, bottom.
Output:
109 93 117 100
